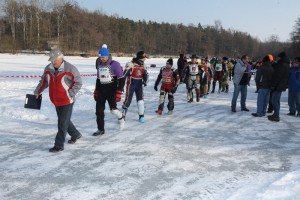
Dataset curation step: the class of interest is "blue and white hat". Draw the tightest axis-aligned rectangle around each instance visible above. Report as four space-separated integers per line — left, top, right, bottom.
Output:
98 48 110 57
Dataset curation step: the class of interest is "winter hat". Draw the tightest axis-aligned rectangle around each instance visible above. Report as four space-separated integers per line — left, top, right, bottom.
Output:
136 51 148 59
278 51 287 58
268 54 274 62
190 54 199 59
166 58 173 66
48 48 63 61
262 55 270 62
98 47 110 57
102 44 108 48
293 57 300 64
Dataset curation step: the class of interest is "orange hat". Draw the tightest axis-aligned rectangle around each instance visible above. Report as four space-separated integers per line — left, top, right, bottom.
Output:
268 54 274 62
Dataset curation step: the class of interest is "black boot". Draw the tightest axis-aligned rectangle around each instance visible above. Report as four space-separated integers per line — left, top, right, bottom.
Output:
211 82 216 93
196 89 200 102
187 90 193 102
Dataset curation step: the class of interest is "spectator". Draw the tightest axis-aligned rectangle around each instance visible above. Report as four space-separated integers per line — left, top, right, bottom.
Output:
268 52 290 122
200 58 212 98
254 60 263 93
287 57 300 116
252 55 274 117
228 59 234 81
34 48 82 152
177 53 186 83
221 57 229 93
231 55 250 112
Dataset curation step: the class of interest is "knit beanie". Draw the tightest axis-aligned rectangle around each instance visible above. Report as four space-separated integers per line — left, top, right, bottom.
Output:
278 51 287 58
262 55 270 62
136 51 148 59
98 48 110 57
268 54 274 62
166 58 173 66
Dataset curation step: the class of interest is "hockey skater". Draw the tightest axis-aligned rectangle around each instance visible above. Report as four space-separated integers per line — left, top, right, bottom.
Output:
221 57 229 93
122 51 149 123
211 58 223 93
154 58 180 115
93 47 125 136
185 54 203 102
200 58 213 98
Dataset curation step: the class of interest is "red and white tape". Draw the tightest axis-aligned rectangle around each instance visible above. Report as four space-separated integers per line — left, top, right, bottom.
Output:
0 74 97 78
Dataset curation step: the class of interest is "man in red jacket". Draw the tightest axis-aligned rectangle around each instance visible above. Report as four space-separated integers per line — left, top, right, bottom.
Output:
34 48 82 152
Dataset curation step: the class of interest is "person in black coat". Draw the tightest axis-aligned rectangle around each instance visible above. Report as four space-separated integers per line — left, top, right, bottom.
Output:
268 52 290 122
252 55 274 117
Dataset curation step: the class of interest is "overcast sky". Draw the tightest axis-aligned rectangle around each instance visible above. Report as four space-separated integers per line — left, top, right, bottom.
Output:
77 0 300 42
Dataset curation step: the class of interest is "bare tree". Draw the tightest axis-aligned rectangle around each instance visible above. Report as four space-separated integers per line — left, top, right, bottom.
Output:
50 0 72 42
3 0 18 42
290 17 300 57
30 0 46 47
19 0 28 48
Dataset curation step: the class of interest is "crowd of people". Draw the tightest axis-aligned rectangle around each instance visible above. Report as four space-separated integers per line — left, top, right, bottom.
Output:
34 47 300 153
176 51 299 124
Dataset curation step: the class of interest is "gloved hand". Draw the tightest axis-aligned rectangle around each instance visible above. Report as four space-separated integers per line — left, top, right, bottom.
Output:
143 81 147 87
183 77 187 84
270 86 275 91
93 90 99 101
115 90 122 102
154 85 158 91
172 85 178 93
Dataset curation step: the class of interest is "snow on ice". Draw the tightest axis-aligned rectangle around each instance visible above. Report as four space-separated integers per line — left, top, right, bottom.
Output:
0 53 300 200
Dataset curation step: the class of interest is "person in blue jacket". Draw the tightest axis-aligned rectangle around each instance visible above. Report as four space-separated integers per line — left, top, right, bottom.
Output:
287 57 300 116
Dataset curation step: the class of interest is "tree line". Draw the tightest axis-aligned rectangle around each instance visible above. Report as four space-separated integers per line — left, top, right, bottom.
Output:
0 0 299 59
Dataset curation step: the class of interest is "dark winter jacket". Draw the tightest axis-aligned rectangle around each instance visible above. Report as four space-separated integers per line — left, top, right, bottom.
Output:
255 61 274 89
288 66 300 92
270 57 290 91
177 54 185 70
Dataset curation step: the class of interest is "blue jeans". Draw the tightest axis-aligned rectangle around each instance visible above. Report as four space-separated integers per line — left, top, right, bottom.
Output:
271 91 282 117
288 90 300 114
231 83 247 110
55 103 81 148
256 88 270 116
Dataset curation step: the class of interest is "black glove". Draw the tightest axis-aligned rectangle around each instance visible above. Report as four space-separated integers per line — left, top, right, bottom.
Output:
183 77 187 84
154 85 158 91
143 81 147 87
172 85 178 93
270 86 275 91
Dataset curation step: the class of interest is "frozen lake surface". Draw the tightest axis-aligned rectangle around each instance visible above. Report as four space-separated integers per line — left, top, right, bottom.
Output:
0 54 299 200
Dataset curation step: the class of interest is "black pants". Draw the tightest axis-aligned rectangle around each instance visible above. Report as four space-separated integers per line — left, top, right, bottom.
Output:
96 84 117 131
